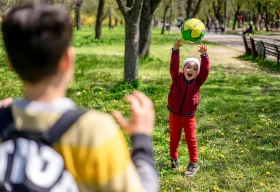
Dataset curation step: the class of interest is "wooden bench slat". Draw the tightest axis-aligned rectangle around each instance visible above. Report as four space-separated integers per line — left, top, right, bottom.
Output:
243 36 279 64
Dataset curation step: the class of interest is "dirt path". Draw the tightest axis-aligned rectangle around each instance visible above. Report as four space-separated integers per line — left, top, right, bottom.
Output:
207 46 259 73
206 39 280 78
203 34 245 52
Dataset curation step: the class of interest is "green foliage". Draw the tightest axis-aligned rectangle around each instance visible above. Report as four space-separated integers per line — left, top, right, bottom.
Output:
1 26 280 191
72 26 125 47
109 80 142 99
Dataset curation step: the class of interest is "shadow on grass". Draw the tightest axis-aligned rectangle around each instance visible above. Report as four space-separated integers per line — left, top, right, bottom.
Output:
237 54 280 73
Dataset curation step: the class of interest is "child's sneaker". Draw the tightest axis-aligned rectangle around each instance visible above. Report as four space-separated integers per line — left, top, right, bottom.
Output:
170 158 180 171
184 162 199 177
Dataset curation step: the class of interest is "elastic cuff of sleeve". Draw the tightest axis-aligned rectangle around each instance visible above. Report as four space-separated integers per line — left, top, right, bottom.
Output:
131 134 152 148
131 134 154 165
172 48 180 53
200 53 208 58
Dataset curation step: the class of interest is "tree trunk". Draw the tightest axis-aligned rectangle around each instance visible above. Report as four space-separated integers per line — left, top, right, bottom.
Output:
264 10 270 31
264 17 269 31
252 12 258 31
138 0 162 58
75 0 83 30
230 1 242 31
223 0 227 30
139 14 153 58
275 13 279 31
116 0 144 82
95 0 105 39
192 0 203 18
232 11 238 30
169 1 172 34
108 8 113 30
212 0 222 21
161 5 169 34
176 0 183 17
186 0 192 19
257 1 269 31
124 18 140 82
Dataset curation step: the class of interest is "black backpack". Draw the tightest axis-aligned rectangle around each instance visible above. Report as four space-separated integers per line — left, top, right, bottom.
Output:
0 107 86 192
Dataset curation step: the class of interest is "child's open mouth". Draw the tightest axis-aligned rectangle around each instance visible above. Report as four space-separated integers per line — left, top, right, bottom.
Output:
188 74 192 77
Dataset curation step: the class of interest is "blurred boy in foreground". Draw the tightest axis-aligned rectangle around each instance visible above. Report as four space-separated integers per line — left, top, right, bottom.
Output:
0 3 157 192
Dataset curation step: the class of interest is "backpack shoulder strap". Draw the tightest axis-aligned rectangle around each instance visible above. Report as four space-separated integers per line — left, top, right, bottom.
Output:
0 109 86 144
0 107 13 137
43 109 87 144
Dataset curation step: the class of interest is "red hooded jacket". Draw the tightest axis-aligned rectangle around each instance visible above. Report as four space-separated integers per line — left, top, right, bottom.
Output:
167 49 210 116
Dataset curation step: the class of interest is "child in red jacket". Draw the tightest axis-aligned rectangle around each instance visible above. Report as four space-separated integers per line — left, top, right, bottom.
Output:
167 38 210 177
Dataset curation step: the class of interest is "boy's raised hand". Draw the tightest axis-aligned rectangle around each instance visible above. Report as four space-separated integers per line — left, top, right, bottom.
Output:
198 43 207 55
173 38 183 50
112 91 155 136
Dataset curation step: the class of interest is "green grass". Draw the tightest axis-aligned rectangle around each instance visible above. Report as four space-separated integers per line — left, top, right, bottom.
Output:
238 54 280 73
1 26 280 191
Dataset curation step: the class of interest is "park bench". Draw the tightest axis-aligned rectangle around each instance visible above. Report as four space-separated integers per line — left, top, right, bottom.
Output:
242 36 258 56
260 41 280 64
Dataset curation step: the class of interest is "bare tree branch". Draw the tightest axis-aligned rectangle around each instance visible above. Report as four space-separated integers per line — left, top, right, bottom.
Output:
116 0 135 16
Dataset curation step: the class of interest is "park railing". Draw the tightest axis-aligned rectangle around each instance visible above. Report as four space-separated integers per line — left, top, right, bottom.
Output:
242 36 280 64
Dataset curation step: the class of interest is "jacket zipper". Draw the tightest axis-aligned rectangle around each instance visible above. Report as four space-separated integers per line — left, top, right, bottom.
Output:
179 82 188 116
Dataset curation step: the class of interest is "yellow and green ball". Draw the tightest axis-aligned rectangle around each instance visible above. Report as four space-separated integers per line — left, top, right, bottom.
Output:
181 18 205 42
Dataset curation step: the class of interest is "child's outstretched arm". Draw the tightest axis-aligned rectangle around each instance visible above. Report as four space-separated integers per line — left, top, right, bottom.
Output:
173 38 183 51
196 43 210 85
170 38 183 80
198 43 207 55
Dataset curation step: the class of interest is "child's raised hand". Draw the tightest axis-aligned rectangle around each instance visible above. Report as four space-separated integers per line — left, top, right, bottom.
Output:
173 38 183 50
198 43 207 55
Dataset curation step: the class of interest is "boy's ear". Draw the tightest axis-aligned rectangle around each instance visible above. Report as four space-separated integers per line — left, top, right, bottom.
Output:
59 46 75 72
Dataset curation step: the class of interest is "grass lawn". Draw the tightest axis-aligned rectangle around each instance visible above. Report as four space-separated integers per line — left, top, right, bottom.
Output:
0 26 280 191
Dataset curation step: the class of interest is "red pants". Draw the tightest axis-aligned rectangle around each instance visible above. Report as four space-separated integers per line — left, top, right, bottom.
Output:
169 113 198 162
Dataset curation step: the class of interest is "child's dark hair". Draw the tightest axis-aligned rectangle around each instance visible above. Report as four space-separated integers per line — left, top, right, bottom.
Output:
2 3 73 83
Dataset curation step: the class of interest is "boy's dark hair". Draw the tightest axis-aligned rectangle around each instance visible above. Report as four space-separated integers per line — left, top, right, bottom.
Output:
2 3 73 83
